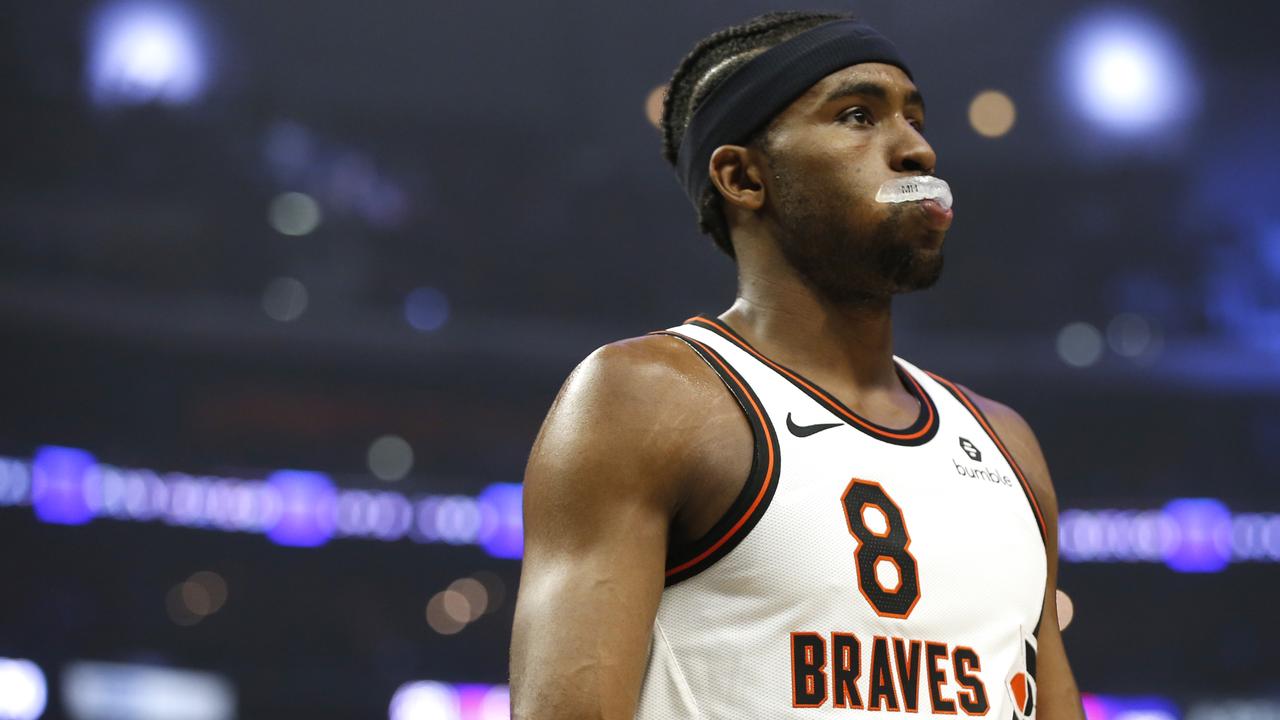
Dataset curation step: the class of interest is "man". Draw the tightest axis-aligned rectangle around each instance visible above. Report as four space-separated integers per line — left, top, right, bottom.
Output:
511 11 1084 719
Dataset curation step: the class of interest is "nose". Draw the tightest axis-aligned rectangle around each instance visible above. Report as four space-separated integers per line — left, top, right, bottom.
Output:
891 121 937 175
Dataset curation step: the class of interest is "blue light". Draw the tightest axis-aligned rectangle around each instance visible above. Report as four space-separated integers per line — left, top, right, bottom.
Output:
86 1 209 107
1162 498 1232 573
404 287 450 332
477 483 523 559
1060 9 1196 135
266 470 336 547
31 445 96 526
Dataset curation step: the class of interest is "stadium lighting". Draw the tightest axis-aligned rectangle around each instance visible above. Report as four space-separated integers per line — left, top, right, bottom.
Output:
63 661 234 720
1060 9 1196 135
86 1 209 107
389 682 510 720
31 445 96 526
266 470 337 547
390 682 461 720
0 658 46 720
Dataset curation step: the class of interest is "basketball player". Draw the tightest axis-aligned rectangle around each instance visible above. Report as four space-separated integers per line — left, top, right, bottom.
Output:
511 11 1084 719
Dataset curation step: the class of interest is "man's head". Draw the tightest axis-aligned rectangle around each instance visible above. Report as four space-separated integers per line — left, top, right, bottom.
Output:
661 12 949 305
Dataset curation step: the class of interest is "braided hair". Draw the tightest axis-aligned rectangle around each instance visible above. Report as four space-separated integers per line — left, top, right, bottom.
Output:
660 11 850 257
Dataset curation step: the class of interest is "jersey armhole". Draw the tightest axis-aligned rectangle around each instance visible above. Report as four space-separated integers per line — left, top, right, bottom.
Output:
924 371 1048 544
924 370 1050 637
653 330 782 586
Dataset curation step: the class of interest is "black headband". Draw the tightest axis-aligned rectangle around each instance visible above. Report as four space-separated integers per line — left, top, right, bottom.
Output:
676 19 913 207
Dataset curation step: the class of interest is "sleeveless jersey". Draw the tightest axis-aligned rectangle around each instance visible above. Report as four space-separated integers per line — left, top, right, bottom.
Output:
635 315 1048 720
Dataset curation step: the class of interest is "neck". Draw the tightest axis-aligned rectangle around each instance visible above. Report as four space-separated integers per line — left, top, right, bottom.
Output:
723 258 900 391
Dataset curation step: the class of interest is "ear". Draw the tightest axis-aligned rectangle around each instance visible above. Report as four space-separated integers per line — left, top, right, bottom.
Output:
707 145 767 212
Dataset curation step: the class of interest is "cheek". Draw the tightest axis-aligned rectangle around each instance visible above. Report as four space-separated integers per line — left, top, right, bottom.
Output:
770 133 887 215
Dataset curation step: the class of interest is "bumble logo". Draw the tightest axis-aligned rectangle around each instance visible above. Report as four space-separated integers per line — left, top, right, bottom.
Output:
952 437 1014 488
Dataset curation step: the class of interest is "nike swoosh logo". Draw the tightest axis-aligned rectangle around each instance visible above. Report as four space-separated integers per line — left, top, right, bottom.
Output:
786 412 841 437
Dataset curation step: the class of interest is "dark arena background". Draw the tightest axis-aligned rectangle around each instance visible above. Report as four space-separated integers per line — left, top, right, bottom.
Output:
2 0 1279 718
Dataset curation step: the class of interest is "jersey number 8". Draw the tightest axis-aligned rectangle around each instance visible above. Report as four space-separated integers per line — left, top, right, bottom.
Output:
840 479 921 619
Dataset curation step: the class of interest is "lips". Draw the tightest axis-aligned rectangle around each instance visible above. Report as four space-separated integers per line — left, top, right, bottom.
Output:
917 198 954 231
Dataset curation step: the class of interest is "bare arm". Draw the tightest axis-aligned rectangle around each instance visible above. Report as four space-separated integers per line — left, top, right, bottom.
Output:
510 337 714 720
971 391 1086 720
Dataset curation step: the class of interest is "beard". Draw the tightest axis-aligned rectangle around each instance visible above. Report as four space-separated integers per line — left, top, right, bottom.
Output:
768 165 945 306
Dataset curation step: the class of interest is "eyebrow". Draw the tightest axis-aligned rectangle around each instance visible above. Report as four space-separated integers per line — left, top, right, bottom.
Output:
823 80 926 115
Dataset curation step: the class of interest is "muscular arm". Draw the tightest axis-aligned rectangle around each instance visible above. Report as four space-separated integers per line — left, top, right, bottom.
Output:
970 391 1086 720
510 336 719 720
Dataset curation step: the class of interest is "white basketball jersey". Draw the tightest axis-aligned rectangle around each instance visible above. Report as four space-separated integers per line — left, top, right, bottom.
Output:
636 316 1048 720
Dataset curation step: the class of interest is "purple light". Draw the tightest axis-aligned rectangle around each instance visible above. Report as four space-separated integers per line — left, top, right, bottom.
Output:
1081 694 1180 720
404 287 450 332
266 470 336 547
31 446 96 526
456 684 492 720
1162 498 1232 573
477 483 523 559
388 682 509 720
389 681 460 720
0 458 31 506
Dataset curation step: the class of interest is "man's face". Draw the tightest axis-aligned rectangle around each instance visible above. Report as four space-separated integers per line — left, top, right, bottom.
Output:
756 62 947 304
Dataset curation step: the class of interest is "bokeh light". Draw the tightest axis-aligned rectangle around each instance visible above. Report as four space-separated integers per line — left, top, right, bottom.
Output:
86 1 209 107
171 571 229 622
1107 312 1160 360
1060 9 1198 135
1162 498 1233 573
1056 589 1075 630
644 84 667 130
426 592 466 635
268 192 323 236
367 435 414 482
31 445 96 526
404 287 450 332
262 277 309 322
389 681 460 720
0 658 47 720
968 90 1016 138
188 571 228 614
448 578 489 620
181 579 213 616
166 582 202 626
63 662 235 720
441 589 471 624
479 686 511 720
265 470 337 548
1056 322 1104 367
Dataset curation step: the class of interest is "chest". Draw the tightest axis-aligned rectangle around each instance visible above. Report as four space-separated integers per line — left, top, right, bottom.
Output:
685 426 1047 638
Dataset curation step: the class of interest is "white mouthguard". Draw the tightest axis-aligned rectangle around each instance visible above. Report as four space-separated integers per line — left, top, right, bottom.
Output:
875 176 953 210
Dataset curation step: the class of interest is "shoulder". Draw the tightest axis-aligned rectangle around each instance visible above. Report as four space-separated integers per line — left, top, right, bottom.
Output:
526 332 737 510
554 332 726 419
955 383 1059 516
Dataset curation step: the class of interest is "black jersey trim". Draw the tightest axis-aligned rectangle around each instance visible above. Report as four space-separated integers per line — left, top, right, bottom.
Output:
653 330 782 586
924 371 1048 545
686 315 939 447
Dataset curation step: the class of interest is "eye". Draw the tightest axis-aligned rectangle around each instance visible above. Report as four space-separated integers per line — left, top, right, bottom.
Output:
909 118 927 134
840 106 874 126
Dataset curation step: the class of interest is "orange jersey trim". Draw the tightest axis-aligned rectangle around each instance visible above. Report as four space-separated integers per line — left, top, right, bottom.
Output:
662 335 779 579
688 316 937 443
924 372 1048 542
